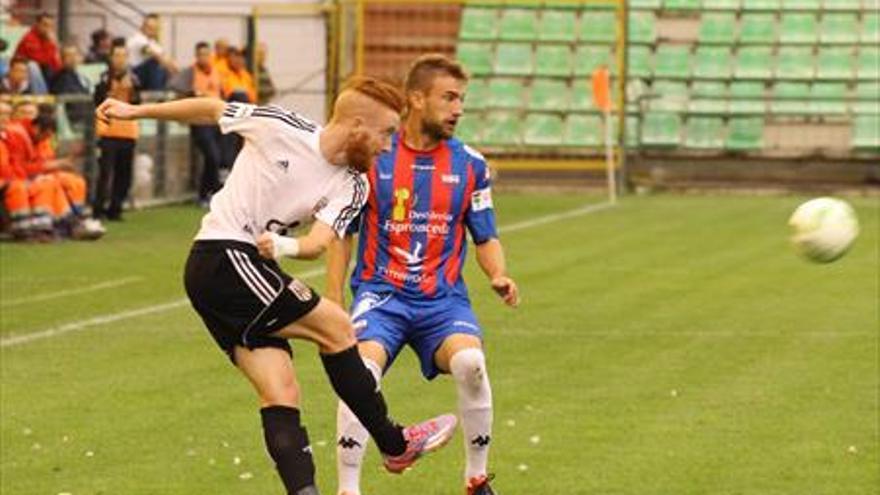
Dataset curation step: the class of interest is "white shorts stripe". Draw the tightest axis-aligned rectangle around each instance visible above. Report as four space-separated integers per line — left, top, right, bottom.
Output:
233 250 279 300
225 249 272 305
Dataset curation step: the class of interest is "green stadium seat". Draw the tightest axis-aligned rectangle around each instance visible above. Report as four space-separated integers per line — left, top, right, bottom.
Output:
685 117 725 149
735 47 774 79
524 113 564 146
739 14 777 44
690 81 728 114
571 82 594 111
529 79 570 111
630 0 662 9
650 81 689 111
820 14 859 44
455 114 484 144
816 47 854 80
852 115 880 149
741 0 781 10
729 81 766 113
779 14 818 44
699 13 737 44
464 78 490 110
664 0 703 11
457 43 493 76
770 81 810 114
494 43 534 76
653 45 691 79
78 63 105 85
1 25 29 54
486 78 526 109
706 0 741 9
574 46 612 77
565 114 604 147
538 10 578 42
780 0 821 10
857 47 880 80
629 12 657 44
863 13 880 44
580 11 617 43
624 115 641 147
853 83 880 114
459 8 499 40
823 0 862 11
641 112 682 146
498 9 539 41
775 47 815 79
482 111 523 146
626 46 653 78
693 46 733 79
810 82 848 115
726 117 764 150
535 45 573 77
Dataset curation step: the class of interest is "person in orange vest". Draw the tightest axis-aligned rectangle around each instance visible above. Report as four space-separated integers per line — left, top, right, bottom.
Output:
169 41 223 206
219 46 256 171
93 43 141 221
211 38 230 76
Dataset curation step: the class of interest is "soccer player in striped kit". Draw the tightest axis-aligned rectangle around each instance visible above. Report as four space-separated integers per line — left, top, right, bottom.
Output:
324 55 519 495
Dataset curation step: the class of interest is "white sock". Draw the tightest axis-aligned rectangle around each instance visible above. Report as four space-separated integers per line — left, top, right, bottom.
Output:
450 348 493 482
336 358 382 495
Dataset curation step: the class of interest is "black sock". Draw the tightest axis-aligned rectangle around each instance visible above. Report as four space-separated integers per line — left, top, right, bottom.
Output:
320 345 406 456
260 406 318 494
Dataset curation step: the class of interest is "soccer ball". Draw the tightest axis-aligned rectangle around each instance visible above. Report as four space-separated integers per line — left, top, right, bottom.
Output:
788 197 859 263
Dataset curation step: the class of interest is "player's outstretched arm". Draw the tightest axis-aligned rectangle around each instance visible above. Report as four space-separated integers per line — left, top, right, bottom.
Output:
95 97 225 126
475 238 520 308
325 235 354 306
256 221 338 262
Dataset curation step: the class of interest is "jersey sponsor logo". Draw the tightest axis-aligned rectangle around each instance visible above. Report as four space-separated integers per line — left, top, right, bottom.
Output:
351 291 392 321
471 187 493 212
392 241 425 273
453 320 480 331
442 173 460 185
266 219 300 235
382 220 449 236
379 172 393 181
392 188 410 222
287 279 313 302
378 265 424 285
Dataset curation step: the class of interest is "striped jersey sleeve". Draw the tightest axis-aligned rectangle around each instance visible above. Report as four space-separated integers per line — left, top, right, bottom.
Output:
218 102 318 144
314 171 370 238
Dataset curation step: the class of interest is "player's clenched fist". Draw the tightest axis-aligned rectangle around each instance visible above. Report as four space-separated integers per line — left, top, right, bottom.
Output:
256 232 277 259
96 98 139 124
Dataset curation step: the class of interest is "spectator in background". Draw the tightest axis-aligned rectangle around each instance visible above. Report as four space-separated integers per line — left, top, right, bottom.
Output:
93 44 141 221
1 58 45 95
253 42 276 105
0 39 9 79
168 41 222 206
13 12 61 84
85 28 112 65
50 44 93 128
218 46 255 170
126 13 177 90
211 38 230 75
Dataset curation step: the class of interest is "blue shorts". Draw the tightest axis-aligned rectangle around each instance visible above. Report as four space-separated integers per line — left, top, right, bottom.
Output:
350 289 482 380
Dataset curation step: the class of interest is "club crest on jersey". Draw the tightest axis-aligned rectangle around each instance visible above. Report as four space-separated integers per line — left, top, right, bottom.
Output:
392 188 410 222
471 187 493 212
441 174 460 185
287 279 313 302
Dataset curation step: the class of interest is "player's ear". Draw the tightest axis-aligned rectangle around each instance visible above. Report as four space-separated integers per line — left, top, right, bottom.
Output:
407 90 426 111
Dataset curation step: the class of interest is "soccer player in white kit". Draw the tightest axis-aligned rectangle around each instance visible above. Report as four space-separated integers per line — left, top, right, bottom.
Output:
96 77 457 495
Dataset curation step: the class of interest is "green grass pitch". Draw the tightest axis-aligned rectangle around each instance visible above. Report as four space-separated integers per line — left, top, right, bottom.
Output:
1 192 877 494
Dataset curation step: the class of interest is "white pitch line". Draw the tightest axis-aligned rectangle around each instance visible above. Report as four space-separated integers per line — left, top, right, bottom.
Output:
1 276 144 308
1 201 615 349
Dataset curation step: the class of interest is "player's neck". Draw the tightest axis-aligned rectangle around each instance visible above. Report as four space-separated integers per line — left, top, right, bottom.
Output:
318 123 348 166
402 117 440 152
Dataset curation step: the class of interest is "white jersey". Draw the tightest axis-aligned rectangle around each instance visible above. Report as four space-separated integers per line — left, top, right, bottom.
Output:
195 102 368 244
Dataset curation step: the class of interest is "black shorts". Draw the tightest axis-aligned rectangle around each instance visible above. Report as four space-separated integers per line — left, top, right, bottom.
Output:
184 240 321 362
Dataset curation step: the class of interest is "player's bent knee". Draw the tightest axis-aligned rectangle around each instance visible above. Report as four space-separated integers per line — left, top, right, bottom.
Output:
450 348 489 390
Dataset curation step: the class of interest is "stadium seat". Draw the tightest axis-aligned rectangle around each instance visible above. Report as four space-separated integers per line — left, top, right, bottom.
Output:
627 46 653 78
780 0 821 10
624 115 641 147
863 13 880 44
770 81 810 114
853 83 880 114
529 79 570 111
457 43 493 76
726 117 764 150
816 47 854 79
693 46 732 79
653 45 692 79
486 78 526 109
820 14 859 44
565 114 604 147
571 82 595 111
539 10 578 42
630 0 662 9
629 12 657 44
707 0 741 10
641 112 682 146
810 82 849 115
2 25 29 54
494 43 534 76
573 46 612 77
739 13 777 44
741 0 781 10
729 81 766 114
524 113 564 145
535 45 573 77
459 8 499 40
779 14 818 44
857 47 880 80
482 111 522 146
823 0 862 11
649 81 689 111
690 81 729 114
579 11 617 43
498 9 539 41
464 78 489 110
455 114 484 143
852 115 880 149
735 47 774 79
775 47 815 79
685 117 725 149
664 0 703 11
698 13 738 44
78 63 105 84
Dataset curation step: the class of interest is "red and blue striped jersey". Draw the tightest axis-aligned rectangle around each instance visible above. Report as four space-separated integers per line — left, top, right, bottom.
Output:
350 133 498 299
